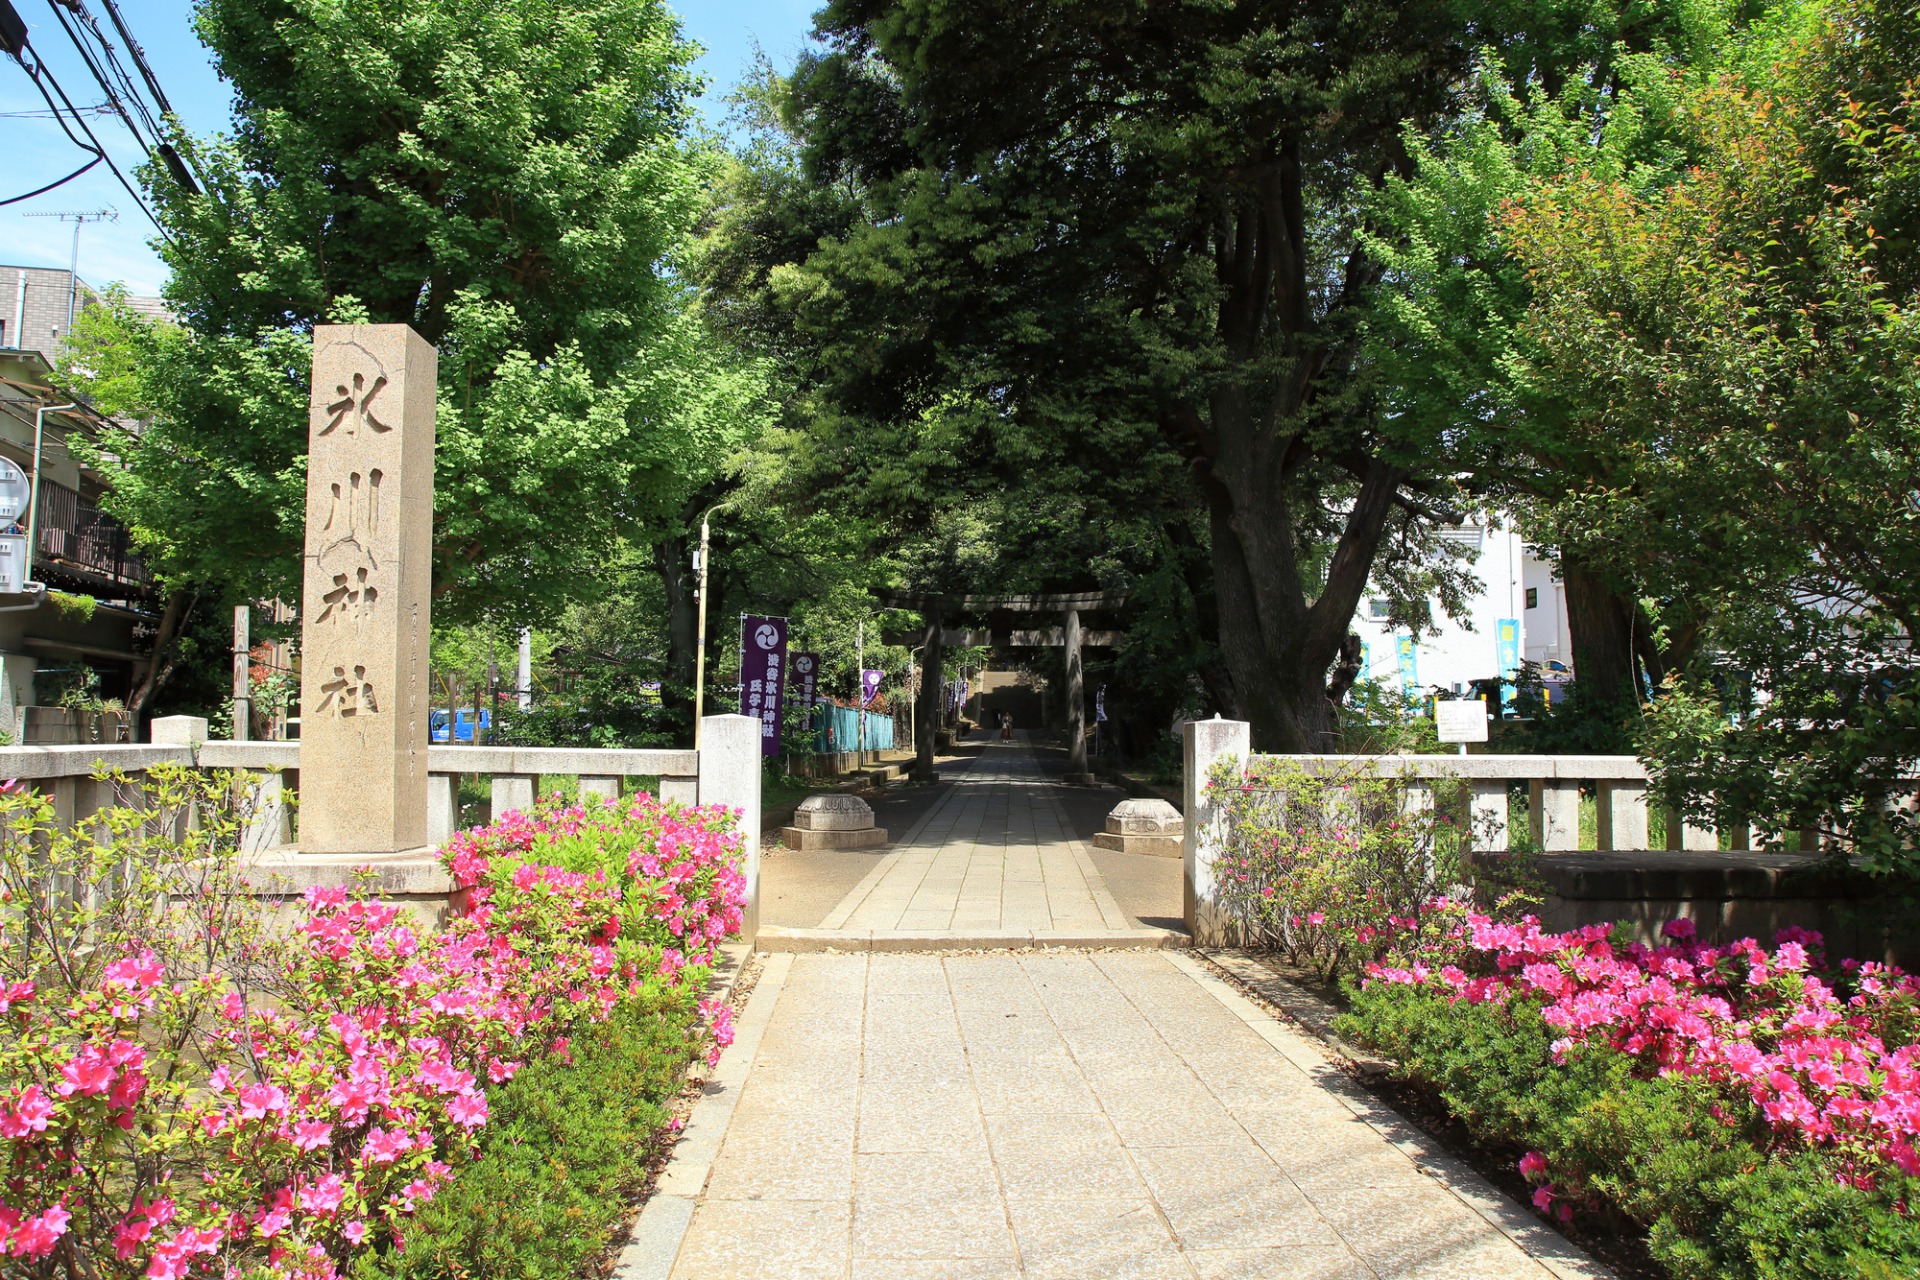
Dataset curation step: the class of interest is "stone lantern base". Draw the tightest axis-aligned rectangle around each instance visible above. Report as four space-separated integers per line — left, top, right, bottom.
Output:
1089 798 1184 859
782 793 889 852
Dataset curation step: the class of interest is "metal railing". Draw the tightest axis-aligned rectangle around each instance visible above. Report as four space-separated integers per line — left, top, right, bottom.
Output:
32 478 148 588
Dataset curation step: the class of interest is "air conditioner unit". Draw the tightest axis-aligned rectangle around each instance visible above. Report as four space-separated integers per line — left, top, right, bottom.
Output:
0 533 28 593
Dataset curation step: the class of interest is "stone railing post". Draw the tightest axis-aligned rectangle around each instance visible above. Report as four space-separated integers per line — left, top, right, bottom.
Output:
1183 717 1250 946
699 714 763 941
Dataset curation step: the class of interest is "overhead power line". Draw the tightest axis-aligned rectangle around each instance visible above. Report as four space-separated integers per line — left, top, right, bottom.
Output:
0 0 171 235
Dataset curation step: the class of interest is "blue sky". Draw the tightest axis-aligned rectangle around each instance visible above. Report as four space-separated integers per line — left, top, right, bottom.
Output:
1 0 820 295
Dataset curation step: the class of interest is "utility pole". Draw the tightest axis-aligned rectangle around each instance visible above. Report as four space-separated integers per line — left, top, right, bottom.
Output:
856 617 866 765
22 209 117 355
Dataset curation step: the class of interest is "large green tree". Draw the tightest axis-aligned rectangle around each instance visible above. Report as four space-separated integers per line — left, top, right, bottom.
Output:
766 0 1677 750
1499 0 1920 860
67 0 760 719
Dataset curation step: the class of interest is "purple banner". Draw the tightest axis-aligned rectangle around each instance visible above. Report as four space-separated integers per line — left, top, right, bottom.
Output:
789 652 820 708
740 615 788 756
861 668 883 707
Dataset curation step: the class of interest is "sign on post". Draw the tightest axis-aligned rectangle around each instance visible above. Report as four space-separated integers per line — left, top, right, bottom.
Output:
860 668 883 707
1434 697 1489 746
740 615 788 756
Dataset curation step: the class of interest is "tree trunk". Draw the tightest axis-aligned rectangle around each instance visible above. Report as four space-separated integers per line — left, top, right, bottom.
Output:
1561 556 1640 706
654 534 697 726
1203 441 1404 753
126 588 198 732
1325 632 1364 707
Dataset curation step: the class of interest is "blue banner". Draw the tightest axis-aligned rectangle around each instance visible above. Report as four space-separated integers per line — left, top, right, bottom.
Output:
1496 618 1521 708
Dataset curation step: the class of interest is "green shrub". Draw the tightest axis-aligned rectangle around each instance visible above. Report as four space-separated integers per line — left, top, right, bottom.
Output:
1342 982 1920 1279
1209 755 1534 981
363 977 706 1280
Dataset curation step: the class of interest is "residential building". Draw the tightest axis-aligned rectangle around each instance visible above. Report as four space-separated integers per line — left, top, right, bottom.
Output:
0 273 159 734
1350 517 1576 703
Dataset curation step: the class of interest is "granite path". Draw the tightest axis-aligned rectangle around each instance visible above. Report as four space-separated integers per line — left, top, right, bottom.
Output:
624 742 1608 1280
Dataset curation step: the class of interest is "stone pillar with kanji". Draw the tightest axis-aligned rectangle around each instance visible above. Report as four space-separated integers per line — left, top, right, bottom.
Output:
297 324 436 854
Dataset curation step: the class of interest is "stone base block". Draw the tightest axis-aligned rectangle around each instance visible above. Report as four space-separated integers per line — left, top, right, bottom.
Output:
1063 772 1098 787
908 770 941 785
781 826 889 852
1092 831 1183 859
222 850 454 929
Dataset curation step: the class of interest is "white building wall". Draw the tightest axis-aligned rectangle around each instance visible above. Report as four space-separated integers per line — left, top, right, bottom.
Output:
1349 520 1556 697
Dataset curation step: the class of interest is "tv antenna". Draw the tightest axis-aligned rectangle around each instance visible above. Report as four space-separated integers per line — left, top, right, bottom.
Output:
22 206 117 354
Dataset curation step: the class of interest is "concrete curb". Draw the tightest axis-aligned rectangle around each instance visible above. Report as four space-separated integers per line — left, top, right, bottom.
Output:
756 924 1188 952
610 950 793 1280
1169 950 1617 1280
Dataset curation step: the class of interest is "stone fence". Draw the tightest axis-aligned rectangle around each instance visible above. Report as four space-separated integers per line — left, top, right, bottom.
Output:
1179 718 1919 962
0 712 766 937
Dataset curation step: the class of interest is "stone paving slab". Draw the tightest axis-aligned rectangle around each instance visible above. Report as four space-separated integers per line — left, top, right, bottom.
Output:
756 926 1187 953
821 740 1143 939
637 950 1610 1280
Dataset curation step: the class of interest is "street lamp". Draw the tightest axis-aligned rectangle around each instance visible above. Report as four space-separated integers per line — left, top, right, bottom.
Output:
691 500 733 748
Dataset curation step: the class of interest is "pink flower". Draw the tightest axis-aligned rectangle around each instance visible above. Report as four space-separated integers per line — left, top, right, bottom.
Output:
363 1127 409 1164
0 1084 55 1138
1517 1151 1548 1180
343 1220 368 1245
9 1205 73 1260
447 1093 488 1128
292 1120 333 1151
300 1174 345 1215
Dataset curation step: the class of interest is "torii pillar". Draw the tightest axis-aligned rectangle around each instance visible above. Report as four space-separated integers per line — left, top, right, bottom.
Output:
1063 607 1094 784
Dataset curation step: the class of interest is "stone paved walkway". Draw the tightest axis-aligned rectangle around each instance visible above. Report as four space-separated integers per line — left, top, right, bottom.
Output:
824 739 1128 934
630 740 1606 1280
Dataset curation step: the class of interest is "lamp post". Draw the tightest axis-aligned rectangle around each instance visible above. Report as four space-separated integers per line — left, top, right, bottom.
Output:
691 501 733 748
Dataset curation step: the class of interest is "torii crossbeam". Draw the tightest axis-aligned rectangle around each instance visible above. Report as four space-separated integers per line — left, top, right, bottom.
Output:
875 590 1130 784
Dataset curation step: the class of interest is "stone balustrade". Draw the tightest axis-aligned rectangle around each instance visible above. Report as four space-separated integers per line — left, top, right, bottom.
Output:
1176 718 1915 952
0 712 766 936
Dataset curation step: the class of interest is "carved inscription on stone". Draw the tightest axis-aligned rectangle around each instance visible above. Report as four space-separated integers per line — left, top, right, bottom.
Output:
323 371 393 437
300 324 435 854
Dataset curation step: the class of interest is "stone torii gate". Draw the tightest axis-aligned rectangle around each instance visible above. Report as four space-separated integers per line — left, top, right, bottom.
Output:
878 590 1129 785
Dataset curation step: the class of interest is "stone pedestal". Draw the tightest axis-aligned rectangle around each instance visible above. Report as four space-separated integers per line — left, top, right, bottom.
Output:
1091 798 1183 858
782 793 888 851
297 324 436 855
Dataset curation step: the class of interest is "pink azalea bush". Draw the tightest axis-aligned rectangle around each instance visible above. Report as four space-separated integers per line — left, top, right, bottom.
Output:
1369 915 1920 1187
0 774 744 1278
1351 911 1920 1277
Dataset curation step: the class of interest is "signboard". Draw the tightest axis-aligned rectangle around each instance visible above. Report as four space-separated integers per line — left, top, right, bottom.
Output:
0 458 28 526
0 533 25 593
739 615 788 756
1496 618 1521 708
1396 635 1419 694
1095 685 1107 723
860 668 883 707
1434 697 1489 744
